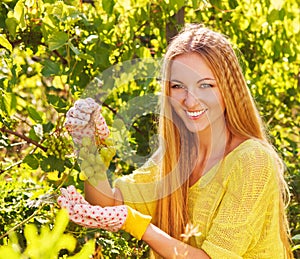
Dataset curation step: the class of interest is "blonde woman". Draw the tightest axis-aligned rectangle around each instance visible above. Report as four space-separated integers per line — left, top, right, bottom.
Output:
58 24 294 258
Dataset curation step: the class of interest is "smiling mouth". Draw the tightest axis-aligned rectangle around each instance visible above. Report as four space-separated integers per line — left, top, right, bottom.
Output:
186 109 208 118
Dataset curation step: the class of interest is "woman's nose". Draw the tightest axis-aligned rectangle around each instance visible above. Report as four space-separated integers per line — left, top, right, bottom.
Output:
184 90 199 108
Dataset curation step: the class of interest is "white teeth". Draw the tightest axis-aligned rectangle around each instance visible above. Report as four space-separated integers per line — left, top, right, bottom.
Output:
186 109 207 117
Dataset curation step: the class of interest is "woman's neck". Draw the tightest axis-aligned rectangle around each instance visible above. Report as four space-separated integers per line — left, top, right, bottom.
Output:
197 119 229 159
189 124 230 186
189 126 248 186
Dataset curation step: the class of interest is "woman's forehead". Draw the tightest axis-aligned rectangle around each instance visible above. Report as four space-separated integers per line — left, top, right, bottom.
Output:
170 53 214 81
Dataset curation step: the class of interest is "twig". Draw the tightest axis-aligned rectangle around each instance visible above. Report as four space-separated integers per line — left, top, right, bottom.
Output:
0 127 47 152
0 204 45 240
0 160 23 174
211 4 235 13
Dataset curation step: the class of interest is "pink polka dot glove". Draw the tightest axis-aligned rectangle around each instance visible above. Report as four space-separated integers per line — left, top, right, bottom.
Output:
57 185 152 240
65 98 110 146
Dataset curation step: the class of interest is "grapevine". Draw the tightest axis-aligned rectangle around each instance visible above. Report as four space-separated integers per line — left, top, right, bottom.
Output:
44 132 72 160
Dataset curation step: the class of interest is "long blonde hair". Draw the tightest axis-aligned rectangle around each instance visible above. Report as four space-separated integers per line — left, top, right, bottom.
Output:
156 24 293 258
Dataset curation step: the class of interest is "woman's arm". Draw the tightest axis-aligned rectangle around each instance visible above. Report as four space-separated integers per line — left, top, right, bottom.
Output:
60 185 209 258
142 224 210 259
84 180 123 206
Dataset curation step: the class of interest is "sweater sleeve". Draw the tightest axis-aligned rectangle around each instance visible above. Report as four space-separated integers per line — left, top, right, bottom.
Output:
201 145 281 258
113 159 159 219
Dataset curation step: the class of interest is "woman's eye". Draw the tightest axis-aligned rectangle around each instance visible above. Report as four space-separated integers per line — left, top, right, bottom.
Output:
171 84 185 89
200 83 213 89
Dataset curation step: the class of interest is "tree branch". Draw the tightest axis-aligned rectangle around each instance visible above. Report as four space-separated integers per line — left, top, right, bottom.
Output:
0 127 47 152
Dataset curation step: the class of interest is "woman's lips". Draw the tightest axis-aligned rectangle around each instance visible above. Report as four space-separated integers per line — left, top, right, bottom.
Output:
186 109 208 119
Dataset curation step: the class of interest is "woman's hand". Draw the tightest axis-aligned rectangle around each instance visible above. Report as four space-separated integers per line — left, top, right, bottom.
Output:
58 186 127 231
58 185 151 240
65 98 109 146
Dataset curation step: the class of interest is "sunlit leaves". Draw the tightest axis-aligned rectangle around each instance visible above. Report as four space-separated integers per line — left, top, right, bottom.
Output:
13 0 26 29
41 60 60 77
0 210 95 259
23 153 40 169
47 31 68 51
0 34 12 52
0 0 299 257
1 92 16 116
102 0 115 15
46 94 69 113
4 17 18 39
40 156 65 172
4 0 27 39
26 105 43 124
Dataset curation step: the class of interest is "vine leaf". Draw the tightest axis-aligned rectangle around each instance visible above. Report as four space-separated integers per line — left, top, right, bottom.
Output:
48 31 68 51
0 34 12 52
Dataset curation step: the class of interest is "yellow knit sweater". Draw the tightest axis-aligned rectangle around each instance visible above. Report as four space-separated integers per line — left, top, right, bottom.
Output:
114 139 286 258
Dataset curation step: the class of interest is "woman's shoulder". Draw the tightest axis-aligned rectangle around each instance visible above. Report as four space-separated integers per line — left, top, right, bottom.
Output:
222 138 280 180
228 138 276 160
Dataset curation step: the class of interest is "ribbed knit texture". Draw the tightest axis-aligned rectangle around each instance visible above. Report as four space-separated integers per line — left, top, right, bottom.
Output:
114 139 286 258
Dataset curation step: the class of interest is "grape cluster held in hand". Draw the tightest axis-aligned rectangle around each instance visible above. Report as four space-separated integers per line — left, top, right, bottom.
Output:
78 136 116 186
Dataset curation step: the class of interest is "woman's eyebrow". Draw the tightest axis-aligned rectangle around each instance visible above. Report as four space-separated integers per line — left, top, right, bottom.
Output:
168 77 216 84
169 79 184 84
197 77 216 83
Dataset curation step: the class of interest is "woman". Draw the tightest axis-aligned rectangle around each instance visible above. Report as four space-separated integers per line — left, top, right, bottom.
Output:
58 24 294 258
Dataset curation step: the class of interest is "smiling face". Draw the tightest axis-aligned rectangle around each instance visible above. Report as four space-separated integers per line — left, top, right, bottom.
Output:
169 52 225 133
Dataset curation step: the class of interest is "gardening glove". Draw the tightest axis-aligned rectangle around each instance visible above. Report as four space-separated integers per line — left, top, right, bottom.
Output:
57 185 90 213
57 185 152 240
65 98 110 146
65 98 113 185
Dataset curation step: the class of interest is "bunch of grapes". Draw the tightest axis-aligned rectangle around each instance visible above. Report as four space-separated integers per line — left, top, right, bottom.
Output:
78 136 116 186
44 132 72 160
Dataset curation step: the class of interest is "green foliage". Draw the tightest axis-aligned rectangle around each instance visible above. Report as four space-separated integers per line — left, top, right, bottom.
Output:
0 209 95 259
0 170 54 238
94 230 149 258
0 0 299 258
0 167 149 257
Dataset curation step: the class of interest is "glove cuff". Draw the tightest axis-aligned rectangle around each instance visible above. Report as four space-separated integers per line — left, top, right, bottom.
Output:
121 205 152 240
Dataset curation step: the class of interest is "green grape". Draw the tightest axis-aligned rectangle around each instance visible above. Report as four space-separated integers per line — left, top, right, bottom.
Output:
100 148 109 161
44 132 73 160
51 143 56 151
103 137 114 146
87 153 96 164
83 166 95 177
79 147 89 159
79 133 117 182
79 171 88 181
95 155 104 165
81 160 90 170
100 147 114 162
89 144 98 154
88 176 98 187
82 137 92 147
108 146 116 156
94 163 106 173
94 172 107 181
60 149 66 157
